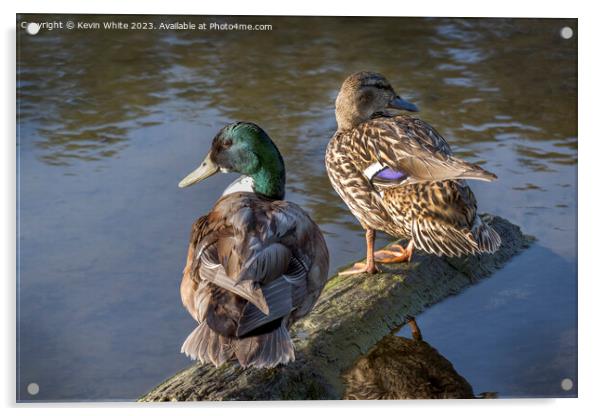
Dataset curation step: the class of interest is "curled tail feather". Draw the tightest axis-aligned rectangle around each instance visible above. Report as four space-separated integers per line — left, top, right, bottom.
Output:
181 321 295 369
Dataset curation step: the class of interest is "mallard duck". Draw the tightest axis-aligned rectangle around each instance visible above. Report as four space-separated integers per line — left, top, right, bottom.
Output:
178 122 329 368
343 317 477 399
325 72 501 275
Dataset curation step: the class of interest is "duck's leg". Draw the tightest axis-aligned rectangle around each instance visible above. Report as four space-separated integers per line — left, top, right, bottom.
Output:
374 240 414 264
405 315 423 341
340 229 380 275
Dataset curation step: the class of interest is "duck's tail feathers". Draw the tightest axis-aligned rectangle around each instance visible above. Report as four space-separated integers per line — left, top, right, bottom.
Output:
232 322 295 369
181 320 295 369
472 216 502 254
181 320 233 367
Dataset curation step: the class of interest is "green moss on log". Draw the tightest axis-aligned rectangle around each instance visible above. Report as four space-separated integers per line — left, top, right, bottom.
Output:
139 214 533 401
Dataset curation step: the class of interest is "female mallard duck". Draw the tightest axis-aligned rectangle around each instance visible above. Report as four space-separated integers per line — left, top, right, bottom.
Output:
326 72 501 275
343 318 479 399
178 122 329 368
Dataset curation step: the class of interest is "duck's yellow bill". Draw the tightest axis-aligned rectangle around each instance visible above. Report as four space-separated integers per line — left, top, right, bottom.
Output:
178 153 219 188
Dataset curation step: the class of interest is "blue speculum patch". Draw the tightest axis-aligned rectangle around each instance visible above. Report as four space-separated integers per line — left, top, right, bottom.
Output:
375 167 407 181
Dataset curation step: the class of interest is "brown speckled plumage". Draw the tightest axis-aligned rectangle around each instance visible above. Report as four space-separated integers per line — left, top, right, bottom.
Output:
326 72 501 258
343 331 475 399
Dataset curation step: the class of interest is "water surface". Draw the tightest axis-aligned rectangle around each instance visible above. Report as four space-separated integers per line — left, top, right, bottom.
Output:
17 15 577 400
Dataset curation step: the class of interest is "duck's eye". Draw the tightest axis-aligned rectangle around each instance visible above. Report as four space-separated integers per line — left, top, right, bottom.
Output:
222 139 233 149
360 90 374 102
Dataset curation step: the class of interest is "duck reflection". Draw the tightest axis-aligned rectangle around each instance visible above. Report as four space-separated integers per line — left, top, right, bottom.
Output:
343 317 495 400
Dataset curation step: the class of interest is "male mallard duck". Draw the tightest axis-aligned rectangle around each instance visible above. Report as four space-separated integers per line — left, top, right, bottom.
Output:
178 122 329 368
325 72 501 275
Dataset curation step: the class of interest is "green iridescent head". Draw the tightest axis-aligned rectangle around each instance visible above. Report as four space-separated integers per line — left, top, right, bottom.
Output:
178 122 286 200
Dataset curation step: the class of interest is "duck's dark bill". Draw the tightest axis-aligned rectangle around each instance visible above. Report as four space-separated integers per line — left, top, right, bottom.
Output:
388 96 419 112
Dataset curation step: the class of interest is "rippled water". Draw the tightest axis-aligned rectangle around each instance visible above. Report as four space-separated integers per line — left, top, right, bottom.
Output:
17 15 577 400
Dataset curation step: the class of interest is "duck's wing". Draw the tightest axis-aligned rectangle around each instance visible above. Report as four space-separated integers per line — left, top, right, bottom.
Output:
359 115 497 186
190 196 291 318
269 199 330 321
189 193 328 338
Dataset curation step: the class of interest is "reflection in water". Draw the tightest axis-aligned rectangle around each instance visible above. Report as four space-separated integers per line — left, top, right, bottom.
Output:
401 245 577 398
344 318 491 400
17 15 576 400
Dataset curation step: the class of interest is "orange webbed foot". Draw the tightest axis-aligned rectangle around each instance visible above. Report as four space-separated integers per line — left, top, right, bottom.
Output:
374 242 414 264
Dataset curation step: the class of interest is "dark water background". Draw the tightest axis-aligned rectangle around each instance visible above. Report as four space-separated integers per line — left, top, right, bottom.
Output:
17 15 577 401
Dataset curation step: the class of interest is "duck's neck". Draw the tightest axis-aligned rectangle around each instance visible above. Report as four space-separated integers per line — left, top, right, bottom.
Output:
335 98 366 131
250 159 286 200
335 93 372 131
251 168 285 200
336 112 359 131
336 109 392 131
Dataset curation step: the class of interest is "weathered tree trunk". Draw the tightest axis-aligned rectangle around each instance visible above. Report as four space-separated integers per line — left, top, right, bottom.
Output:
139 215 533 401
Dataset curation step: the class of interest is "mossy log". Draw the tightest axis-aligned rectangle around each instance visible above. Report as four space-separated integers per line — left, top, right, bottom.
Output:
139 215 533 401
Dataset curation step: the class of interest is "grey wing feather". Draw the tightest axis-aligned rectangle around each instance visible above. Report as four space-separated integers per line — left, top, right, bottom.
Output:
199 244 270 314
236 276 294 337
237 242 292 283
282 256 307 285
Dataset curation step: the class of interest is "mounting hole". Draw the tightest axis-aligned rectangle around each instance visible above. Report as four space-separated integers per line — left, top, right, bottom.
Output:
25 22 41 36
561 378 574 391
560 26 573 40
27 382 40 395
